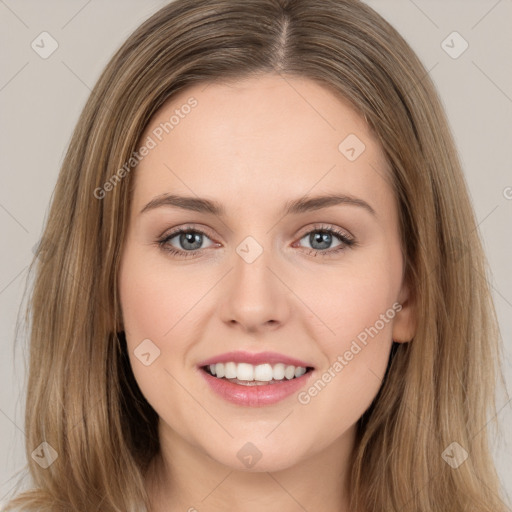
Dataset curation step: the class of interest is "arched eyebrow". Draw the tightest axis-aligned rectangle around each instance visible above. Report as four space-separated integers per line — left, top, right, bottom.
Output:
139 193 376 217
282 194 376 217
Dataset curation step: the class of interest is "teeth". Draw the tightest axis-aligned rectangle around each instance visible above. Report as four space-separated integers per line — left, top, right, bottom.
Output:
207 362 308 381
224 362 237 379
273 363 285 380
294 366 306 378
237 362 254 381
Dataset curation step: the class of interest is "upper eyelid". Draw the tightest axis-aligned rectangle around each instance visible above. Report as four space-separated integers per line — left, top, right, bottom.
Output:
297 223 353 240
162 224 217 241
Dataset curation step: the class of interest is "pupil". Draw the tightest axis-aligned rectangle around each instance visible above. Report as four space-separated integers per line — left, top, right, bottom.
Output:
181 232 202 250
311 231 331 250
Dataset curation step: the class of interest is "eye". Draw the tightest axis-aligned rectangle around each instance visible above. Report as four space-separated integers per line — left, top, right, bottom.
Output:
157 226 218 258
294 224 356 256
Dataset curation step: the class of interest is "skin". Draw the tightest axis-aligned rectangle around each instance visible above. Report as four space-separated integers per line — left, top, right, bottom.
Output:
118 73 415 512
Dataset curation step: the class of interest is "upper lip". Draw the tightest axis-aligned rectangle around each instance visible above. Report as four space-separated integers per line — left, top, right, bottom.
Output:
197 351 314 368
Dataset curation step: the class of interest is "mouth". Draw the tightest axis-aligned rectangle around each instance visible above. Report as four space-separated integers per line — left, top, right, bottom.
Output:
198 362 315 406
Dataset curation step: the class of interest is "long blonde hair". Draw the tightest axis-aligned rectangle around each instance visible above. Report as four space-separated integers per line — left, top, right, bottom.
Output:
5 0 509 510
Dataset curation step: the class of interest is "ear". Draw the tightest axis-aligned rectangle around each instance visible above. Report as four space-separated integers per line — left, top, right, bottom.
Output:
392 279 416 343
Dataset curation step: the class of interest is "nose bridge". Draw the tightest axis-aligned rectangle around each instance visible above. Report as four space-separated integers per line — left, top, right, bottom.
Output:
232 234 275 298
219 233 289 330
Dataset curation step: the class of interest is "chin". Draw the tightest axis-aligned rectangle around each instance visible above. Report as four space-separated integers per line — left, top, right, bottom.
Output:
202 437 307 473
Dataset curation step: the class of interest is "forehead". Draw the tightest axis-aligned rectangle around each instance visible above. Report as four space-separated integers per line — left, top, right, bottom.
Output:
132 74 393 218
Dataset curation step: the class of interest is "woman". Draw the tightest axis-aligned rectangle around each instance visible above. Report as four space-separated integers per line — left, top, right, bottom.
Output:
5 0 509 511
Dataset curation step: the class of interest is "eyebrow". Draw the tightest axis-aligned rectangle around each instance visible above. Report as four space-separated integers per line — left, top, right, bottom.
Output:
139 193 376 217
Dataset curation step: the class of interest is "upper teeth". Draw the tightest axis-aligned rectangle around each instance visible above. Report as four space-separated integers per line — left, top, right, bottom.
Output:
208 362 307 381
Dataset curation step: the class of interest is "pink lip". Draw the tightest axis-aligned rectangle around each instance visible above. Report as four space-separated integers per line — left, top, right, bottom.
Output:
199 367 315 407
196 351 313 368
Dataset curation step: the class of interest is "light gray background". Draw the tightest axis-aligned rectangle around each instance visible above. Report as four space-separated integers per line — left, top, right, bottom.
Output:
1 0 511 507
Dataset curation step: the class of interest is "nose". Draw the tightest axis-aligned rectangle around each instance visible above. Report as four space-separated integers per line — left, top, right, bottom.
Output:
218 239 291 333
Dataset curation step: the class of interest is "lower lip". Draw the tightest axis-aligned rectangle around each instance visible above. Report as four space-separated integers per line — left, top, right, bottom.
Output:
199 367 315 407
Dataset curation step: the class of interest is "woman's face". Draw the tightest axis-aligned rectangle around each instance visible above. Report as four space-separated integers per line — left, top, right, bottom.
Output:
118 74 414 472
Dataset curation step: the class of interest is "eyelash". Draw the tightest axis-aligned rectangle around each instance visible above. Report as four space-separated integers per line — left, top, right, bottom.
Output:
156 224 356 259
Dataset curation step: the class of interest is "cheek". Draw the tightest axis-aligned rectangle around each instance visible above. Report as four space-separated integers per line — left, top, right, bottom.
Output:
303 263 399 350
295 270 395 435
119 248 205 344
118 248 203 410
